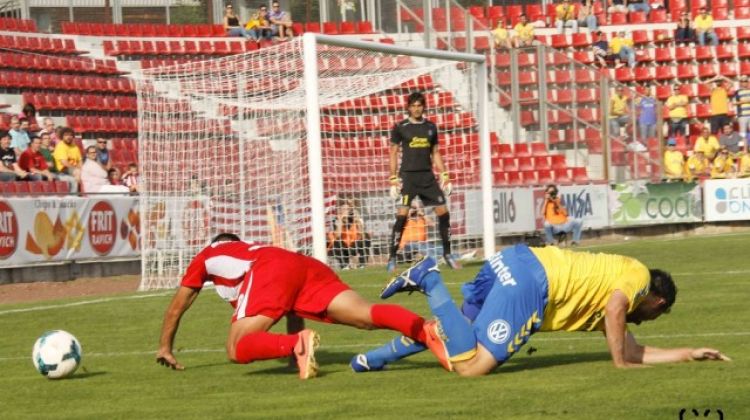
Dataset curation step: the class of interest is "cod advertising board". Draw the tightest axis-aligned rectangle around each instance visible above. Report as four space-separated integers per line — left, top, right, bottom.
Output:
703 178 750 222
609 181 702 226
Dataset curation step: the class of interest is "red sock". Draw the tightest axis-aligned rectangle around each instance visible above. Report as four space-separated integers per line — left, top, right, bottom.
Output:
234 331 298 364
370 304 426 343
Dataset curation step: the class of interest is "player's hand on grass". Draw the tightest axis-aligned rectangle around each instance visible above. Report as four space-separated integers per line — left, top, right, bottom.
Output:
690 348 731 362
156 349 185 370
389 176 401 200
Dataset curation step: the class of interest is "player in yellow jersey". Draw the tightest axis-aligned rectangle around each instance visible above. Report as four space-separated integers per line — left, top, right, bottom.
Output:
353 244 729 375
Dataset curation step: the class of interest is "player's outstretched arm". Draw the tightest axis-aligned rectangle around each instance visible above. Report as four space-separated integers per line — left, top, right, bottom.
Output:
624 332 731 364
157 286 200 370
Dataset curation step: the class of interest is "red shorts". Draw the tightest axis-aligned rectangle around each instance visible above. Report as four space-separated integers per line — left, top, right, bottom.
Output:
231 248 350 323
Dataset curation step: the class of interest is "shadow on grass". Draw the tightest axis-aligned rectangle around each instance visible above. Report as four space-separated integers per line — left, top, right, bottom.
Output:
498 351 611 373
69 370 107 380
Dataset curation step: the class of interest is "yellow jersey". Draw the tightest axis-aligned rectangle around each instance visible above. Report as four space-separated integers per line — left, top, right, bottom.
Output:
610 94 628 117
664 149 685 179
530 247 651 332
666 94 689 119
694 135 720 159
514 23 534 41
739 154 750 177
52 141 82 172
694 15 713 31
710 87 729 116
711 155 735 178
610 37 633 54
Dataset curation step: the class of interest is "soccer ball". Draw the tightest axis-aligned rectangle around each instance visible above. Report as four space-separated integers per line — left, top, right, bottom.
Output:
32 330 83 379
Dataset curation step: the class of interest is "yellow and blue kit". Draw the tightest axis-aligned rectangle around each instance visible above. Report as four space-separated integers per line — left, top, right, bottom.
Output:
461 244 650 363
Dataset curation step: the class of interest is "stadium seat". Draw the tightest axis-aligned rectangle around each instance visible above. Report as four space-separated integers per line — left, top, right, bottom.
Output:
610 12 627 24
553 168 572 183
572 51 593 65
571 33 590 49
738 43 750 59
634 66 654 82
615 67 634 83
739 62 750 76
356 21 375 34
719 62 737 77
714 27 733 43
502 157 519 172
652 29 672 44
550 34 570 49
675 46 693 62
654 47 673 63
655 65 676 81
715 44 734 61
649 9 668 22
323 21 339 35
736 7 750 19
571 167 589 183
631 30 649 46
737 26 750 42
694 46 714 61
305 22 321 33
629 11 647 23
698 63 716 79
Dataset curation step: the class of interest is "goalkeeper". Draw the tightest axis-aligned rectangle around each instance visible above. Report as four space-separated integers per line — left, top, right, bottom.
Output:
387 91 459 273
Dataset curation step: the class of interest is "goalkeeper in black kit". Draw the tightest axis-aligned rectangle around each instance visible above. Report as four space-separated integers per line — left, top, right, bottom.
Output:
386 91 460 273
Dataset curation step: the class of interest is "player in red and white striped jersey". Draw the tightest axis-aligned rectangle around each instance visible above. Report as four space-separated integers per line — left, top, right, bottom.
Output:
157 233 428 379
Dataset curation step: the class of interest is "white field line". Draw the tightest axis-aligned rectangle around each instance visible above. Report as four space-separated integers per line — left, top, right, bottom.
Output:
1 268 749 316
1 331 747 362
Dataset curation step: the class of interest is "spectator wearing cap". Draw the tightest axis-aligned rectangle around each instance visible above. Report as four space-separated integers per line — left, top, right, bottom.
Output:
694 7 718 46
710 147 735 179
735 76 750 141
694 126 721 160
555 0 578 34
719 123 743 155
663 138 685 180
666 85 689 137
685 149 710 180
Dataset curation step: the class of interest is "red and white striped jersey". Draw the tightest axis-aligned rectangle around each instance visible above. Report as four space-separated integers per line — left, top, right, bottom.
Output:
180 240 269 307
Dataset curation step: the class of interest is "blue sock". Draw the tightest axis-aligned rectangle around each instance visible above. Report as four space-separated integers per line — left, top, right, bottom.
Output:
423 272 477 358
362 336 427 369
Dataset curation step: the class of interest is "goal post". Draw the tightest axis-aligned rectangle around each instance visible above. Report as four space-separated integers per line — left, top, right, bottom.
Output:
135 33 493 290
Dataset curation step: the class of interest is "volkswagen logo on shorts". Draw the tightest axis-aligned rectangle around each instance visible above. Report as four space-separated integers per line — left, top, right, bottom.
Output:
487 319 511 344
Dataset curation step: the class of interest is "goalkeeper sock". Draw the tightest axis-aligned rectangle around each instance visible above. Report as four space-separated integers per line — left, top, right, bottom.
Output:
423 271 476 358
389 215 408 258
370 304 426 343
438 213 452 255
361 335 427 369
234 331 298 363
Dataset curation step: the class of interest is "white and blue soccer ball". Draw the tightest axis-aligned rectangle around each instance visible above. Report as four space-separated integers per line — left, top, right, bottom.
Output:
32 330 83 379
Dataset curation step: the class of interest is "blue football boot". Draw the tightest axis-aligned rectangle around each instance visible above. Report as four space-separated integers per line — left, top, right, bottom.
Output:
380 256 439 299
350 354 384 373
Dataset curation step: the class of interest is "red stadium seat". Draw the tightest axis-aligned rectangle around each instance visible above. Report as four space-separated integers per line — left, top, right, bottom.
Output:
571 167 589 183
554 168 572 183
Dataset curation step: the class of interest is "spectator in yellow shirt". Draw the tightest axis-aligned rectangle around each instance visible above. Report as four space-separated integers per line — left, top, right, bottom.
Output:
710 147 735 178
705 76 732 134
663 138 685 180
52 127 81 182
555 0 578 34
737 142 750 177
245 4 272 41
694 126 721 160
609 86 630 137
491 20 511 49
693 7 717 46
610 31 635 68
512 14 535 48
666 85 689 137
685 150 710 180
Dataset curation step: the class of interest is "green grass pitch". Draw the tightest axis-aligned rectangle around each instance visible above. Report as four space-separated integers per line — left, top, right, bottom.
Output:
1 233 749 419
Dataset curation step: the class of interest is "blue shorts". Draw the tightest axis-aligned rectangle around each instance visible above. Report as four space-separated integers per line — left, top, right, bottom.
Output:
460 244 548 364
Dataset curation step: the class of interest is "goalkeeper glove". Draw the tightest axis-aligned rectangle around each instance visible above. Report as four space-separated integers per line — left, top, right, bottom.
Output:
389 176 402 200
440 172 452 196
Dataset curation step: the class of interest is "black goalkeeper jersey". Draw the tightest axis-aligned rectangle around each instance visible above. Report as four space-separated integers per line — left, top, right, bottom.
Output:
390 118 439 173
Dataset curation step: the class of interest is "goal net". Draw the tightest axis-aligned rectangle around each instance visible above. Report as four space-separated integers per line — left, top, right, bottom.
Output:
136 34 490 290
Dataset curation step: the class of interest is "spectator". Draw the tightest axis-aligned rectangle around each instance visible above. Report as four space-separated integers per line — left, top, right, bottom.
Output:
94 138 111 169
491 20 512 49
122 162 140 193
577 0 598 33
9 116 31 155
98 167 131 194
53 127 82 182
329 199 370 269
710 147 735 179
694 126 721 160
685 150 710 180
636 88 658 142
592 31 615 67
608 0 628 14
18 136 52 181
735 76 750 141
512 14 535 48
706 76 732 134
694 7 717 46
81 146 109 193
719 123 742 155
674 12 695 45
38 117 58 145
555 0 578 34
268 1 294 41
399 202 437 262
223 3 252 39
738 142 750 177
663 138 686 180
666 85 689 137
541 184 583 246
0 130 31 181
20 103 37 127
628 0 650 18
609 86 630 137
610 31 635 68
39 132 77 193
245 4 273 41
